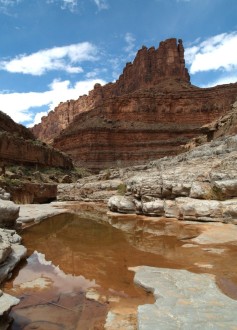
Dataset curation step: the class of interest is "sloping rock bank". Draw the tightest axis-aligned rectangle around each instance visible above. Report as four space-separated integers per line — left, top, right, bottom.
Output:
0 192 26 329
106 134 237 223
132 266 237 330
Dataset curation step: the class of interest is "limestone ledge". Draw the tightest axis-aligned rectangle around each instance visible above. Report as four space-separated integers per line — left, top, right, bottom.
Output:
108 195 237 224
0 191 25 325
131 266 237 330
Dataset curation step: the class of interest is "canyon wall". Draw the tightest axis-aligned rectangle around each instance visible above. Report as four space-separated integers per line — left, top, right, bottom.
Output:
32 38 237 171
0 111 72 169
32 38 190 144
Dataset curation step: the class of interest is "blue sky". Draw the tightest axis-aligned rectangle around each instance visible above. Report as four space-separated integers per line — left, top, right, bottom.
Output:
0 0 237 126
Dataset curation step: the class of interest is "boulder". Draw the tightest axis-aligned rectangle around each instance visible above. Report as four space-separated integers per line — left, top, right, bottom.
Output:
0 290 19 316
142 199 165 216
108 196 136 214
176 197 222 222
0 200 20 228
0 188 10 201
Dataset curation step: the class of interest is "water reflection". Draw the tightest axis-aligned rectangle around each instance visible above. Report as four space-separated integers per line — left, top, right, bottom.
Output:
4 212 237 329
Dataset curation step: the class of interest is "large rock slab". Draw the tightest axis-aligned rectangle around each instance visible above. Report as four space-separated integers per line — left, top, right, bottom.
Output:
133 266 237 330
0 200 20 228
0 229 27 284
17 202 68 224
0 290 19 316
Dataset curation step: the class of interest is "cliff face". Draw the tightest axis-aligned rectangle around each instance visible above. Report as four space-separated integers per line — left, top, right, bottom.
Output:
0 110 34 140
32 38 190 145
0 111 72 169
32 38 237 171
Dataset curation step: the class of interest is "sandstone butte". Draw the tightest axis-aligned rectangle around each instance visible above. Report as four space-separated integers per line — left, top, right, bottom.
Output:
31 38 237 171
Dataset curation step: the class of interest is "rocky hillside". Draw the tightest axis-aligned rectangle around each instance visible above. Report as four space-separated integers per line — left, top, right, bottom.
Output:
0 110 76 203
0 110 72 169
57 108 237 225
0 111 34 140
32 38 237 171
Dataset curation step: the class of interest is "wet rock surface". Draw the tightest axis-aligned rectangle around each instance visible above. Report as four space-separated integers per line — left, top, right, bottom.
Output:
16 202 68 225
0 229 26 327
132 266 237 330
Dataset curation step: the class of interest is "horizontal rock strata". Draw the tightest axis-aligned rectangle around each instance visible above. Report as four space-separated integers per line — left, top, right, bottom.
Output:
53 82 237 171
32 37 237 171
0 131 72 168
0 110 72 169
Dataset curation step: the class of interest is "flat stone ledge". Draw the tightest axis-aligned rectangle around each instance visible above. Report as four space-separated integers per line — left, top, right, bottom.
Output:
17 202 69 224
131 266 237 330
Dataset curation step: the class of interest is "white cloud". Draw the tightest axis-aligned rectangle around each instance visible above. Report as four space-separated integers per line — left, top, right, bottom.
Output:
61 0 78 11
124 32 136 56
46 0 79 12
0 78 106 126
186 32 237 74
0 42 98 75
94 0 109 10
0 0 22 14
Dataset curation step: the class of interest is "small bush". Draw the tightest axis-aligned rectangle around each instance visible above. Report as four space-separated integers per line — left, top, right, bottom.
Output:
117 183 127 195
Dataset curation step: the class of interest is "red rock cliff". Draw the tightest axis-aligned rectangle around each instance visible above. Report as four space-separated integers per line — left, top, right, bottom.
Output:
32 38 190 144
0 110 72 169
32 38 237 171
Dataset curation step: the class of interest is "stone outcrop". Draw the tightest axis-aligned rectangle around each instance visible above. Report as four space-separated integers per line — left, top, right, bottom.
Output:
57 132 237 224
0 110 74 203
132 266 237 330
0 200 20 228
0 291 19 329
201 99 237 141
106 134 237 223
32 38 237 171
0 192 27 329
0 227 26 329
0 131 72 169
0 110 72 169
0 110 34 140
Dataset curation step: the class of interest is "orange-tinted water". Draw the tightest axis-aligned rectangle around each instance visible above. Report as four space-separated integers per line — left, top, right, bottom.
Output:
3 212 237 329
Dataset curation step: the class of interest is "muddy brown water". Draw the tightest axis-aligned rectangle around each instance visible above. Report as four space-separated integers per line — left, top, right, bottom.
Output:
3 211 237 329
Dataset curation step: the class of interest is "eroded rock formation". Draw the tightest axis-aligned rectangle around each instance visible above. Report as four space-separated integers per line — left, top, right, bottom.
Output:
0 110 74 203
0 110 72 169
0 191 26 328
57 130 237 224
32 38 237 171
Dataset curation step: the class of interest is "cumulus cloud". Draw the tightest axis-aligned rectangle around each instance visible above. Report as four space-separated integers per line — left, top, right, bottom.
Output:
185 32 237 74
0 78 106 126
94 0 109 10
0 42 98 75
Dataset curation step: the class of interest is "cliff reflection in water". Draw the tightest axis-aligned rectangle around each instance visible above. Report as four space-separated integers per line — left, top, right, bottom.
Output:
5 213 179 329
18 213 178 292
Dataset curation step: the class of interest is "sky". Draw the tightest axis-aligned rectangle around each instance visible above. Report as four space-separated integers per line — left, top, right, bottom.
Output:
0 0 237 127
